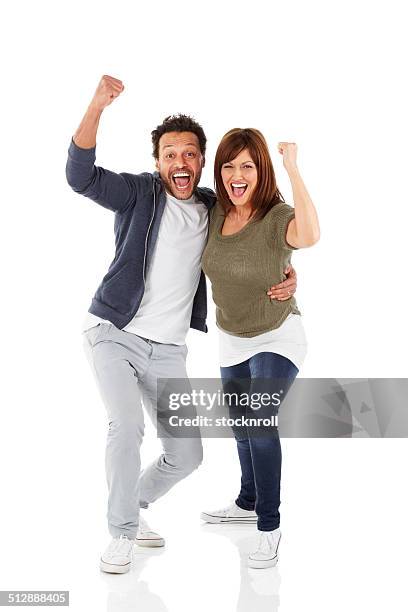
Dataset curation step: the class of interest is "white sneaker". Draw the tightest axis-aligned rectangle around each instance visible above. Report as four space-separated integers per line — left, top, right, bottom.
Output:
200 502 257 524
135 515 165 547
248 528 281 569
100 534 134 573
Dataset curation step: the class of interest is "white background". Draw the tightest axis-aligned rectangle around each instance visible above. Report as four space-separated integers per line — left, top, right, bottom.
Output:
1 1 408 610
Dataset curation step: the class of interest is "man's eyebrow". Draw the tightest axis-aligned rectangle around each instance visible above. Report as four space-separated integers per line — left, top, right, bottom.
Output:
162 143 199 149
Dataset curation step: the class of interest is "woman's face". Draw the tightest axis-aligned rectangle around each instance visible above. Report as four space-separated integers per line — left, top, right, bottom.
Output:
221 148 258 209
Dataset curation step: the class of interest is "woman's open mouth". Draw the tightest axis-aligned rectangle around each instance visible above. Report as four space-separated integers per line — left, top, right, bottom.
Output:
172 171 192 190
231 182 248 197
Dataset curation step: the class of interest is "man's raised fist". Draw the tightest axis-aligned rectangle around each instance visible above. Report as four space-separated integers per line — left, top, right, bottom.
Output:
90 75 125 111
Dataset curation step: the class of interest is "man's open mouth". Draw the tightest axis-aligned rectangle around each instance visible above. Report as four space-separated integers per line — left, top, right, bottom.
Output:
231 182 248 197
172 172 192 190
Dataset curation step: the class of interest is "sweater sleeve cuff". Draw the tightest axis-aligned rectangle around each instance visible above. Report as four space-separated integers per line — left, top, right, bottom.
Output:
68 137 96 163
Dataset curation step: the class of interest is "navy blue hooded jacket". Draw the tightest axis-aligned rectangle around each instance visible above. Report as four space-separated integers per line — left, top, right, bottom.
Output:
66 138 216 332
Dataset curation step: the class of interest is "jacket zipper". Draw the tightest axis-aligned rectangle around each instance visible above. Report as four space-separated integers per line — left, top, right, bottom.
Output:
143 178 156 283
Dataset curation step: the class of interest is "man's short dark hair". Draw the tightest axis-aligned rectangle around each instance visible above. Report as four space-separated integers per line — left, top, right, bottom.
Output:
151 114 207 160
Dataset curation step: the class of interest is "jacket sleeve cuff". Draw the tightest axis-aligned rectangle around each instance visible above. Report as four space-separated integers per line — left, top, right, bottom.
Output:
68 137 96 163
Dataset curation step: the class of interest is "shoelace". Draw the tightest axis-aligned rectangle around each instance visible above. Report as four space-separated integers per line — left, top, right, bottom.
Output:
214 502 236 515
257 531 281 555
105 535 134 560
138 515 158 535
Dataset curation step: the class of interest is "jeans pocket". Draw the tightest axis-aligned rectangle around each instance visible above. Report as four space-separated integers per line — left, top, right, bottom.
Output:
84 322 112 347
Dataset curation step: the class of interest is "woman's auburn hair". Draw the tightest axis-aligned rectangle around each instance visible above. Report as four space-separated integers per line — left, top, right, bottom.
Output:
214 128 285 221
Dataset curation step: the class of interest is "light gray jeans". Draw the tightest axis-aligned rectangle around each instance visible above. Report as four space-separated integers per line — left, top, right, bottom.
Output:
82 322 203 538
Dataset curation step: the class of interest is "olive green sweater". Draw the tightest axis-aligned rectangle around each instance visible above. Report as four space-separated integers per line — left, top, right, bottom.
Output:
201 201 301 337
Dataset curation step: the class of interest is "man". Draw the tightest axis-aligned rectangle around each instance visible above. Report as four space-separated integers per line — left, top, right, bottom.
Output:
66 74 297 574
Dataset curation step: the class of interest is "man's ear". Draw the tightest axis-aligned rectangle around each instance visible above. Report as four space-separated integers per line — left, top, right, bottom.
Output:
155 158 159 171
202 156 206 168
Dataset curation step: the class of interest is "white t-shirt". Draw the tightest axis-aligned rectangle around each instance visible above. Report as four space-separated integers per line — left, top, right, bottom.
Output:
218 313 308 370
82 192 208 344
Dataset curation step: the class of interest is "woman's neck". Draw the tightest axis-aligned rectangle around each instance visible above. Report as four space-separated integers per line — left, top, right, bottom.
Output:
229 203 253 220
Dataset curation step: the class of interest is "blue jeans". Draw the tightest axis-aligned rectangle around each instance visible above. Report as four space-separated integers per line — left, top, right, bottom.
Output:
220 352 298 531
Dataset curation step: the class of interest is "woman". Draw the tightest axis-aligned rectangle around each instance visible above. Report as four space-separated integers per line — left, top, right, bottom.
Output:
200 128 320 569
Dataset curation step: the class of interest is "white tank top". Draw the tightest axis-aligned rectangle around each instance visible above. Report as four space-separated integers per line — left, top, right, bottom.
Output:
218 313 308 370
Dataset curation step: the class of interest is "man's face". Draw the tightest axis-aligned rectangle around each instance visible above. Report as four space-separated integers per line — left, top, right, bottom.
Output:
156 131 204 200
